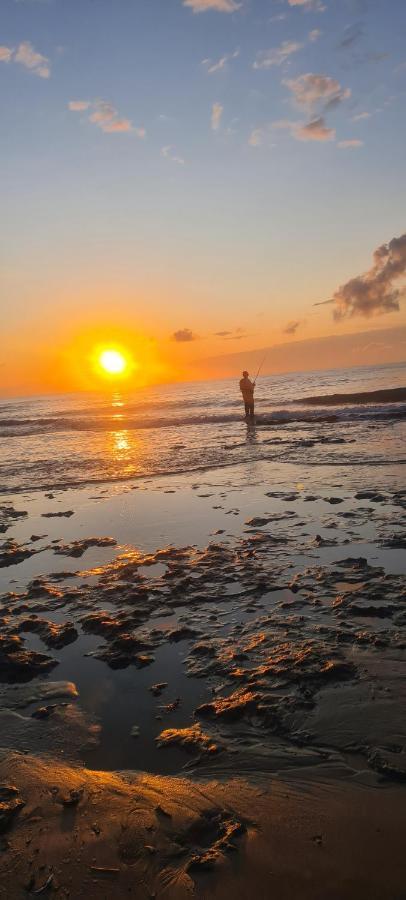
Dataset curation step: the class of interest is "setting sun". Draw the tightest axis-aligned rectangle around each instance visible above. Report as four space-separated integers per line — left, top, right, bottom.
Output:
99 349 127 375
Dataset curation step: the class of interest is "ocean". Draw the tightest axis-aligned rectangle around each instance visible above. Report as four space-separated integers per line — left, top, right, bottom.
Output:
1 362 405 494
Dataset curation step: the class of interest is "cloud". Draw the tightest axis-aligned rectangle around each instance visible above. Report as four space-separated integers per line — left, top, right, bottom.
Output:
214 328 248 340
14 41 50 77
0 46 13 63
202 48 239 74
248 127 263 146
351 111 371 121
309 29 322 42
68 100 90 111
283 320 302 334
161 145 185 165
339 23 363 49
288 0 326 11
253 41 303 69
172 328 198 342
0 41 50 77
337 139 363 148
274 116 335 141
211 102 223 130
324 233 406 320
69 99 145 136
89 101 132 133
295 117 335 140
283 73 351 112
183 0 241 12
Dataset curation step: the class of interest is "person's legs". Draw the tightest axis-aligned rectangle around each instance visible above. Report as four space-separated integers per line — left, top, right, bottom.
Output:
248 402 255 419
244 401 250 418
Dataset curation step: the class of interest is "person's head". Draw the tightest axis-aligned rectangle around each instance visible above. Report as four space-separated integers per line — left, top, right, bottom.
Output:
242 370 249 377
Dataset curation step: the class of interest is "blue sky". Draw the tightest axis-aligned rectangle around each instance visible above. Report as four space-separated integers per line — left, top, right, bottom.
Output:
1 0 405 392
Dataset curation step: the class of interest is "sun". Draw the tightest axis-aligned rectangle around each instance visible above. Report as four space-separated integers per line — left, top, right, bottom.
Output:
99 349 127 375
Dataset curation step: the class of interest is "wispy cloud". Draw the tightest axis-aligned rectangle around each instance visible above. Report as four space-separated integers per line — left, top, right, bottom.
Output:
0 41 50 77
337 139 363 149
288 0 326 12
351 111 371 121
214 328 248 340
274 116 335 141
253 41 303 69
339 23 363 49
211 101 223 130
202 48 239 74
309 29 322 42
283 320 302 334
183 0 241 12
161 145 185 165
172 328 198 342
283 73 351 112
68 100 90 112
69 99 145 136
318 233 406 319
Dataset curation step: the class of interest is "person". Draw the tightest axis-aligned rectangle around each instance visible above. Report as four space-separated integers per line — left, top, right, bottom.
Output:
239 370 255 420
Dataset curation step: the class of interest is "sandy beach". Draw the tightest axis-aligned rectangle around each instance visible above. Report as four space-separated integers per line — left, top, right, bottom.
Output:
1 395 406 898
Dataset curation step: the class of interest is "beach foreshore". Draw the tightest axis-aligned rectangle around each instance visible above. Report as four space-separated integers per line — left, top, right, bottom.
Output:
1 460 405 897
1 750 406 900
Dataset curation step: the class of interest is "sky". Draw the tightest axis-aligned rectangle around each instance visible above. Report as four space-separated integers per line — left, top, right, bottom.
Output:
1 0 405 395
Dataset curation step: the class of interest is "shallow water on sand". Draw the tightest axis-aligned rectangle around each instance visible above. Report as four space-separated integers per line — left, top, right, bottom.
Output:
1 453 405 775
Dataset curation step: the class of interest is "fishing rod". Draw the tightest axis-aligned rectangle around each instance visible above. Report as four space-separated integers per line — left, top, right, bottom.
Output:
254 352 268 383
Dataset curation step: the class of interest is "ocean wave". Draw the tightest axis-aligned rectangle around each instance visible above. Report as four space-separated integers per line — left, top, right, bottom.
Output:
1 403 406 438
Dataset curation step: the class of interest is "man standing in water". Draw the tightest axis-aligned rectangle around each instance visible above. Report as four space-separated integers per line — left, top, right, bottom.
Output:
239 370 255 421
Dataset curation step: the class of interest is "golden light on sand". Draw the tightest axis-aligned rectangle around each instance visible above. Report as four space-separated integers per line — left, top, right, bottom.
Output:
99 349 127 375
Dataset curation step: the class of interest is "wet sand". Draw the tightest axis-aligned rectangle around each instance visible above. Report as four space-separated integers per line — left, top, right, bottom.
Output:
0 460 405 896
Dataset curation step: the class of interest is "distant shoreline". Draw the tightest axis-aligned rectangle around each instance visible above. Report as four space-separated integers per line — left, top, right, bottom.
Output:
298 386 406 405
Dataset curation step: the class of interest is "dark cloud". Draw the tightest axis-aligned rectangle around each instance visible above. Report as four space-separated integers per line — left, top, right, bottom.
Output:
172 328 198 342
283 320 302 334
214 329 248 340
339 23 364 49
319 233 406 320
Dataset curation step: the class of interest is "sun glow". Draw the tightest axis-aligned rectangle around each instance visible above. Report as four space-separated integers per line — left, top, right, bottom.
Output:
99 349 127 375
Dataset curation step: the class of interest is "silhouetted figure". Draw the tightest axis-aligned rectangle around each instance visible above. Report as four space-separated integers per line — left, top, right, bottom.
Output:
239 370 255 420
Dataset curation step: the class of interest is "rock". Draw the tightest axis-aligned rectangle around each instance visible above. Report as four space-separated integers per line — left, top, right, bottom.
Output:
149 682 168 696
0 506 28 534
54 537 117 558
156 724 221 755
17 617 78 649
0 540 34 568
0 785 25 833
41 510 74 518
167 625 201 642
0 635 58 683
93 634 155 669
61 788 84 807
196 689 259 721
